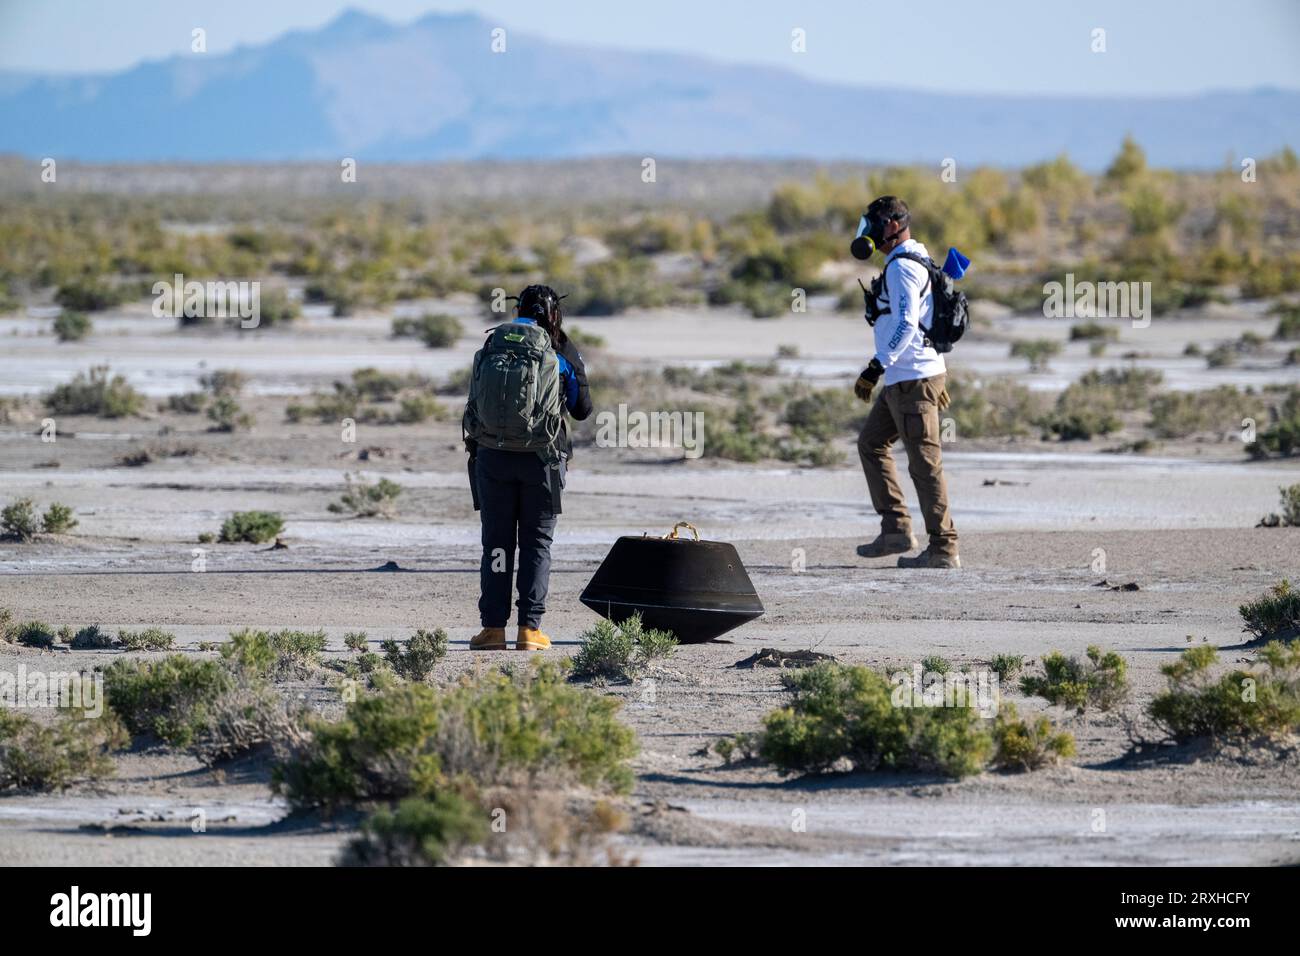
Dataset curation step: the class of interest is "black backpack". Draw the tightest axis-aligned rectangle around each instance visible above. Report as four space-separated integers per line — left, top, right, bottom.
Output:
878 251 970 354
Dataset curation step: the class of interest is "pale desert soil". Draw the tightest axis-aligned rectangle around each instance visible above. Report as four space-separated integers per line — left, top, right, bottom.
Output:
2 305 1299 865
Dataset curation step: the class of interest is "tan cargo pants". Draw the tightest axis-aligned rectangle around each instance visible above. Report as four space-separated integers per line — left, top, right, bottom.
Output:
856 373 958 557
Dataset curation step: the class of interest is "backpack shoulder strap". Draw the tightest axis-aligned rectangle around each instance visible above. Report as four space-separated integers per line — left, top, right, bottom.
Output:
880 250 935 300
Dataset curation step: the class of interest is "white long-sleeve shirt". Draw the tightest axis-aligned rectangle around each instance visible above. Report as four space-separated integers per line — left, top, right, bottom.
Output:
872 239 946 385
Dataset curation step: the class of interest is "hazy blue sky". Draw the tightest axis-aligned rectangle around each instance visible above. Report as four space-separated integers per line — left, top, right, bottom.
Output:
1 0 1297 95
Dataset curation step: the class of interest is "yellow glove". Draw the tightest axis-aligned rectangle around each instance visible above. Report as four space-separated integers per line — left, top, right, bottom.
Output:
937 386 951 411
854 359 884 404
854 374 874 403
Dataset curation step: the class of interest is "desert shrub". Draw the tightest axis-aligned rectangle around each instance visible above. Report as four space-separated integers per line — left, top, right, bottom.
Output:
348 368 429 402
1020 646 1129 713
990 654 1025 682
305 277 363 316
1242 252 1300 299
564 259 673 315
1010 339 1061 371
1239 580 1300 642
727 232 838 290
1043 408 1121 441
1 498 40 541
1282 484 1300 527
116 448 153 467
199 369 248 395
166 392 206 414
392 313 463 348
102 656 233 748
340 792 489 866
194 673 303 763
1041 367 1160 440
781 387 863 441
775 435 844 467
286 393 357 424
921 655 951 675
218 510 284 543
944 377 1047 439
206 394 253 432
54 277 134 312
116 627 176 651
52 310 91 342
1207 332 1269 368
40 503 77 535
276 661 637 812
566 326 606 350
701 402 776 462
341 789 626 867
1148 643 1300 744
1103 135 1147 188
1124 184 1185 237
570 614 678 681
1206 343 1237 368
712 733 758 766
663 360 776 397
0 709 127 791
286 369 442 426
13 620 57 649
710 280 792 318
756 662 993 778
1075 367 1162 408
44 366 144 418
1069 321 1118 342
336 651 398 690
395 394 443 423
328 474 403 517
1273 303 1300 341
380 629 449 682
253 289 300 328
221 628 327 679
344 631 369 653
991 704 1076 771
0 608 14 643
1149 386 1266 439
1250 388 1300 458
440 365 473 396
1259 484 1300 526
69 625 115 650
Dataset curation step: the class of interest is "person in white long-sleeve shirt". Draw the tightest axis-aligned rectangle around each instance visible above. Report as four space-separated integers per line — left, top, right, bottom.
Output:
853 195 960 569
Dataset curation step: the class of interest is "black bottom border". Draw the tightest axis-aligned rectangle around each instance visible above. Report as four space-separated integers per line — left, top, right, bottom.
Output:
4 865 1281 941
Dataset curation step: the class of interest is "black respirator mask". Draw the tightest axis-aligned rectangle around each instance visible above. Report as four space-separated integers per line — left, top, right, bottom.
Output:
850 210 908 260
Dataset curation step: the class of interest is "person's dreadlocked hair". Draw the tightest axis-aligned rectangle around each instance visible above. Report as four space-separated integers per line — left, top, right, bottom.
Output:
513 284 568 348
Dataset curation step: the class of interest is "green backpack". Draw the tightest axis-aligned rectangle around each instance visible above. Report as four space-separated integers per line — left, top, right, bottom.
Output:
463 322 563 458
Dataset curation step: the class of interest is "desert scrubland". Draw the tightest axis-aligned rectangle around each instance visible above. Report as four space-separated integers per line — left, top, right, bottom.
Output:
2 150 1299 865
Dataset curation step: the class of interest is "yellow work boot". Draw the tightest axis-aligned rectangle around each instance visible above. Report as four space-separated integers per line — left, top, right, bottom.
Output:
470 627 508 650
516 627 551 651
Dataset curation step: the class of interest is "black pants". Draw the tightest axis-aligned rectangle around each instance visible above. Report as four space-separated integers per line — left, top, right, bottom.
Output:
475 448 563 629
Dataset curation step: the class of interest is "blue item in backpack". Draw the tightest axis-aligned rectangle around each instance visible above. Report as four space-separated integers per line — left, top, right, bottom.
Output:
943 247 971 280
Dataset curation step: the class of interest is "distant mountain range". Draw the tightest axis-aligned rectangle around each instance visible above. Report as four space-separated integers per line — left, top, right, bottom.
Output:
1 9 1296 168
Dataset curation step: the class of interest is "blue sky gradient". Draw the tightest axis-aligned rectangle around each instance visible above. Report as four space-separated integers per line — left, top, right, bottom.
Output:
1 0 1297 96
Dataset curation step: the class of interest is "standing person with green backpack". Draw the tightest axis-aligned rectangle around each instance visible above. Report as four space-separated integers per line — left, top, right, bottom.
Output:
462 285 593 651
